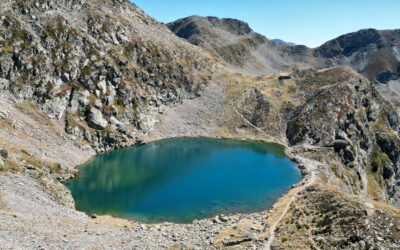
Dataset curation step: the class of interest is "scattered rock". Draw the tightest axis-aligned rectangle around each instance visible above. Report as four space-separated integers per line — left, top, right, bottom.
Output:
24 165 36 170
60 237 69 243
212 217 220 224
218 215 229 223
0 111 8 119
136 139 146 145
97 80 107 95
0 149 8 159
279 75 291 80
222 237 252 246
61 73 70 82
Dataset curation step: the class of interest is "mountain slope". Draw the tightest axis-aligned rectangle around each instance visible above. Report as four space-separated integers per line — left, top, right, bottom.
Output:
168 16 324 76
168 16 400 86
315 28 400 83
0 0 213 152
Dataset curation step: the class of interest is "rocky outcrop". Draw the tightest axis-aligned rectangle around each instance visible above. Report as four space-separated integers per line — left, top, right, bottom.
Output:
0 0 213 151
282 67 400 202
237 87 271 127
228 66 400 205
87 108 108 130
274 184 400 249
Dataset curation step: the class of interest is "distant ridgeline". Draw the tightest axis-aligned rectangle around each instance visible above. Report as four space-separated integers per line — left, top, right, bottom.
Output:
168 16 400 83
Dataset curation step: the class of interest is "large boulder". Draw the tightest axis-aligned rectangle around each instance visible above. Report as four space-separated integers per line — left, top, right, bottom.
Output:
87 108 108 130
333 140 349 151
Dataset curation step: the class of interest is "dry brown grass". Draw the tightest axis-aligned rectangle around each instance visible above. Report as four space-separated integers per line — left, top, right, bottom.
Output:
66 112 93 133
366 170 385 200
0 158 19 173
0 118 14 132
16 101 52 126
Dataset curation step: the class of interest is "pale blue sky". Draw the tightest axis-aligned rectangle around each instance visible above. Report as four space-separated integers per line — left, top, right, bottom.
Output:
133 0 400 48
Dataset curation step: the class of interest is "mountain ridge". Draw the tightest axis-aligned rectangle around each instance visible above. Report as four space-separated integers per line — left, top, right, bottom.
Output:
168 16 400 85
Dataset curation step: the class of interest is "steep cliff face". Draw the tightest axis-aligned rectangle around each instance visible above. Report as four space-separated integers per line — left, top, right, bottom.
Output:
0 0 213 151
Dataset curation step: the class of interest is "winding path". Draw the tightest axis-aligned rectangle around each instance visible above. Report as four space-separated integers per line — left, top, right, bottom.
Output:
233 106 320 249
263 159 318 250
233 108 280 143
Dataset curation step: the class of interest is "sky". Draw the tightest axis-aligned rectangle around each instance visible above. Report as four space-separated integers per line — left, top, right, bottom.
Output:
133 0 400 48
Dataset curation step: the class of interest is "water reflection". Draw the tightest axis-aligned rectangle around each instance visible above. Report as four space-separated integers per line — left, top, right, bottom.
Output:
66 138 301 223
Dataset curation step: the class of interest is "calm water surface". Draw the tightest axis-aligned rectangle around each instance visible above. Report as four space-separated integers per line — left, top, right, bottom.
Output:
66 138 301 223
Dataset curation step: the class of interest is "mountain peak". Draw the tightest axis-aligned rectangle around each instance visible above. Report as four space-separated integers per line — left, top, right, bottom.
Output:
167 16 253 45
315 28 383 58
167 15 319 75
204 16 253 35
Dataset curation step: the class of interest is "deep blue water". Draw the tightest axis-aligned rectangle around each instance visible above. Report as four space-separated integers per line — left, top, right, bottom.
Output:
66 138 301 223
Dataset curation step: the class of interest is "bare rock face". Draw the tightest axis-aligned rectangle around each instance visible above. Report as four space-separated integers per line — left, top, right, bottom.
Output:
87 108 108 130
42 96 69 120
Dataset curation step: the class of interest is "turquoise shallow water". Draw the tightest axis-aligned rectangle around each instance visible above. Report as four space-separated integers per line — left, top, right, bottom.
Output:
66 138 301 223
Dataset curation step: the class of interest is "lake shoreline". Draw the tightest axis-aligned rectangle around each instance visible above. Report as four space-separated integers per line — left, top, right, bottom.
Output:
66 137 301 224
